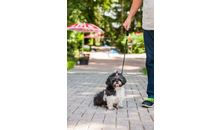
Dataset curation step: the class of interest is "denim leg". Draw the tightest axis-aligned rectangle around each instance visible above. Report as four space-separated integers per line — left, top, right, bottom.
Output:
143 30 154 99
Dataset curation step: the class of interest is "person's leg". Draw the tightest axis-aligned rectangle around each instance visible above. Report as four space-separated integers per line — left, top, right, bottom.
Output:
142 30 154 107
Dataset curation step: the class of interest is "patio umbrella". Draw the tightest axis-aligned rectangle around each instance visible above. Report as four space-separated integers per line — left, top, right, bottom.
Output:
67 23 103 55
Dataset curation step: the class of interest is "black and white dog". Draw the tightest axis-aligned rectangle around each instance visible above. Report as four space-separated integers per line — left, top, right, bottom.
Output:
93 70 127 110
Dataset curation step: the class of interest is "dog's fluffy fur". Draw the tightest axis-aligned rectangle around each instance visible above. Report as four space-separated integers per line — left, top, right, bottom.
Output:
93 70 127 110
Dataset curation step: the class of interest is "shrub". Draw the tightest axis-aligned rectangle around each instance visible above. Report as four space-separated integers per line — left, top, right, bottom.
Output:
67 61 76 70
121 32 145 54
82 48 90 52
67 58 77 70
89 38 94 45
95 42 100 46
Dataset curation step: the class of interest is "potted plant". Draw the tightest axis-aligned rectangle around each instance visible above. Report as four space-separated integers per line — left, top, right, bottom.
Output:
79 56 89 65
83 54 90 58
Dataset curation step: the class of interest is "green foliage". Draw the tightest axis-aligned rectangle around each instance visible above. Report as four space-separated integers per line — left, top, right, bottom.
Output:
67 30 84 58
67 57 78 70
114 36 123 52
67 60 77 70
140 68 147 75
79 56 89 60
120 32 145 53
67 0 144 64
95 42 101 46
89 38 94 45
80 48 90 52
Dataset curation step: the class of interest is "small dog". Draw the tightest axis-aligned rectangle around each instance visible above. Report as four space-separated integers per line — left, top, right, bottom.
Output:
93 70 127 110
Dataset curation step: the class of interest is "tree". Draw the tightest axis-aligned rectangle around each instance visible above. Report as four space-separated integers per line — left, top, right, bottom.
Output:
67 0 143 54
120 0 124 36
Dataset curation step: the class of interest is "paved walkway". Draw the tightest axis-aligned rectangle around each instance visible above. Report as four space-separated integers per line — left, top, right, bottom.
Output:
67 52 154 130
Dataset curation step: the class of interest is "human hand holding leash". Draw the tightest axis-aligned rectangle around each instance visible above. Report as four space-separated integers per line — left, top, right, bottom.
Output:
123 0 143 31
123 17 131 31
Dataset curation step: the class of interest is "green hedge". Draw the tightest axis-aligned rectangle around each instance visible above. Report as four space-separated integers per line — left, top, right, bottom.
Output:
95 42 100 46
120 32 145 54
81 48 91 52
67 60 77 70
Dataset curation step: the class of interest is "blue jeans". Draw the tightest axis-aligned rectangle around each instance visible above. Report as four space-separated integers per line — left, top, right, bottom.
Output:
143 30 154 99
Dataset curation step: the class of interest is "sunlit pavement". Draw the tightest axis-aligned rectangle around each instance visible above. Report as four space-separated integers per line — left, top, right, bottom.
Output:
73 51 146 70
67 51 154 130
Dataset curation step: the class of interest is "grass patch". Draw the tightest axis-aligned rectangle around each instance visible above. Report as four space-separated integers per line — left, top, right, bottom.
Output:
140 67 147 75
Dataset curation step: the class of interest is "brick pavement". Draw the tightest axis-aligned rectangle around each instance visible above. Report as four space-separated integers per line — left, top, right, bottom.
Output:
67 53 154 130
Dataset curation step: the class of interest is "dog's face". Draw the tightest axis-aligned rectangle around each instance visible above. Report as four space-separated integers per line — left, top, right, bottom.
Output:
105 71 126 88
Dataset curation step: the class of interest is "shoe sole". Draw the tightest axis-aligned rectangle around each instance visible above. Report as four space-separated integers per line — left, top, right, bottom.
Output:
142 104 154 108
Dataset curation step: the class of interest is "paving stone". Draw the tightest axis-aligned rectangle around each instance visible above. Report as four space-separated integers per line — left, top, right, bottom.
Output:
85 109 97 114
141 117 153 124
89 124 106 129
139 111 151 119
130 124 144 130
67 106 77 112
127 101 137 108
143 122 154 130
90 119 103 124
81 112 94 121
103 117 115 124
102 124 116 129
68 114 82 121
74 108 87 115
117 118 129 128
74 120 91 130
128 112 141 121
127 108 138 112
130 120 144 125
138 106 148 111
105 113 117 119
116 112 127 118
67 119 78 128
92 113 105 121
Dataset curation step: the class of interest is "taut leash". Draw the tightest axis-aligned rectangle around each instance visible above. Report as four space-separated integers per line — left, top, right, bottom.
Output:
121 30 129 75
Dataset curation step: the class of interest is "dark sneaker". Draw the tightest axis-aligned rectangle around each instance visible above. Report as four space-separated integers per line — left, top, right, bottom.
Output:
142 98 154 108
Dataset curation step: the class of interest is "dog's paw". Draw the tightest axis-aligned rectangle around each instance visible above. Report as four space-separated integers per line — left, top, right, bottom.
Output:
102 105 107 108
108 107 115 110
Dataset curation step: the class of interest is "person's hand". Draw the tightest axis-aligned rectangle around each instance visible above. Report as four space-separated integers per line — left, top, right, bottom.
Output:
123 17 131 31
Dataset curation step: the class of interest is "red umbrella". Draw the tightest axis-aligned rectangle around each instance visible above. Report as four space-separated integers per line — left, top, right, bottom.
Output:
67 23 103 55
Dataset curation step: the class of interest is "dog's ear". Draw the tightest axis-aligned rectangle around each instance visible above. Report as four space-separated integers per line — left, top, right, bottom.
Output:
121 76 127 85
105 76 111 86
118 73 127 85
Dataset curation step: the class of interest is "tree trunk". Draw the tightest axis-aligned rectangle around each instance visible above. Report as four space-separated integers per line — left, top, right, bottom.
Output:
120 0 124 36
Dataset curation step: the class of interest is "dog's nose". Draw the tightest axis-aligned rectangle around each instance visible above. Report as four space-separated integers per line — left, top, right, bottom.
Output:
116 80 118 83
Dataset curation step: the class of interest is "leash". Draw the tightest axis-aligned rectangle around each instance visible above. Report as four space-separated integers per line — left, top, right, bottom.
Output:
121 30 129 75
